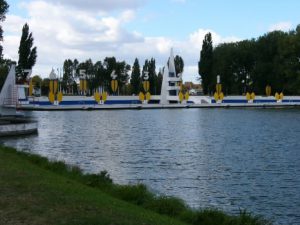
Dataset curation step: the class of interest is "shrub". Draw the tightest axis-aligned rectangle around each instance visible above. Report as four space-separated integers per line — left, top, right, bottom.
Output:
113 183 154 205
145 196 187 217
83 170 112 188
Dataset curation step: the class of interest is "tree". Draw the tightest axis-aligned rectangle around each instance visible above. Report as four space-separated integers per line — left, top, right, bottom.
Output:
0 58 14 90
174 55 184 75
198 32 213 95
130 58 141 95
142 58 157 94
0 0 8 58
63 59 74 93
17 23 37 82
156 69 163 95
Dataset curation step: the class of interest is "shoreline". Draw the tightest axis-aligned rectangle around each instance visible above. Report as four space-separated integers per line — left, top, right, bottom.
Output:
0 145 272 225
17 102 300 111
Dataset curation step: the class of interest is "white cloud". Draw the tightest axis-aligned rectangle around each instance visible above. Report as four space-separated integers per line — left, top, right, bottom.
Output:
189 28 240 47
268 22 292 32
2 1 241 83
28 0 143 12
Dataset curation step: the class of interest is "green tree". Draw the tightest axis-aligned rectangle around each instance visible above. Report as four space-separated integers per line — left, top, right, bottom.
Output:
17 23 37 82
63 59 74 93
0 0 9 90
174 55 184 76
0 59 14 91
155 69 163 95
198 32 213 95
0 0 8 58
31 75 42 86
130 58 141 95
41 78 50 96
142 58 157 94
102 57 130 94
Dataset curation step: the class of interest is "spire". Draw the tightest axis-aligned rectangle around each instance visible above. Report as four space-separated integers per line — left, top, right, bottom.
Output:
49 68 57 80
168 48 176 74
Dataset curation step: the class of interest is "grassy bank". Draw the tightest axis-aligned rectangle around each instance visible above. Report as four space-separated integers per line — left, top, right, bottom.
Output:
0 146 271 225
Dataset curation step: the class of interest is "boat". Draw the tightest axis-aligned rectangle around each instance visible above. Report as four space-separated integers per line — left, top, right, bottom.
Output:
0 116 37 137
0 64 38 136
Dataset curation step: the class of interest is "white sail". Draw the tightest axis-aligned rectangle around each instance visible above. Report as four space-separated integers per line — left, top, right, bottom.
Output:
160 48 182 104
0 64 16 107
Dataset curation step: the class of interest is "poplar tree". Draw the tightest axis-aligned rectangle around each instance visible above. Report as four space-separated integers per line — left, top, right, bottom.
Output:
174 55 184 76
0 0 9 58
17 23 37 82
130 58 141 95
198 32 213 95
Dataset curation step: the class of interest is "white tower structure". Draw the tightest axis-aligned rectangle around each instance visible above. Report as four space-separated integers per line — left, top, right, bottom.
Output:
160 48 182 104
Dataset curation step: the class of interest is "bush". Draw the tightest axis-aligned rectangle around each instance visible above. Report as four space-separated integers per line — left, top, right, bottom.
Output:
145 196 188 217
113 183 154 205
83 170 112 188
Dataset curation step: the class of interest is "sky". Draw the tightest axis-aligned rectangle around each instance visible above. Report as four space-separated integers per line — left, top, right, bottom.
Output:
2 0 300 82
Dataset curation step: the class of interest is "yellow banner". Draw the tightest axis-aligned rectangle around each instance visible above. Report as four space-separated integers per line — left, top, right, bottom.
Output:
178 91 183 102
111 80 118 92
94 91 100 103
48 92 54 103
102 92 107 101
143 81 150 92
49 80 53 93
279 92 284 100
57 92 63 102
29 79 33 96
146 92 151 101
185 92 189 101
216 84 222 94
265 85 271 96
79 80 83 91
139 92 144 101
84 80 87 92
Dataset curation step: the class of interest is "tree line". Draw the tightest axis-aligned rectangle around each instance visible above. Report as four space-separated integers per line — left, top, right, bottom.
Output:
199 26 300 95
39 55 184 96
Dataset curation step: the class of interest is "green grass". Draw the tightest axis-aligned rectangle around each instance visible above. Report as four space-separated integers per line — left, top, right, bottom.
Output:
0 145 272 225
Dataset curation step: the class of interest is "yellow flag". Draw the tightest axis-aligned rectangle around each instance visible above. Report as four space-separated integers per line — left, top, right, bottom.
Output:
57 92 63 102
94 91 100 103
102 92 107 101
265 85 271 96
143 81 150 92
219 92 224 100
246 92 251 101
214 92 219 101
178 91 183 102
251 92 255 100
111 80 118 92
216 84 222 94
48 92 54 103
49 80 53 93
185 92 189 101
146 92 151 101
139 92 144 101
79 80 83 91
29 79 33 96
84 79 87 92
279 92 284 100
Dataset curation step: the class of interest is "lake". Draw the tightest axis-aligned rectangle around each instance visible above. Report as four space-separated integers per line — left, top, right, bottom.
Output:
1 108 300 225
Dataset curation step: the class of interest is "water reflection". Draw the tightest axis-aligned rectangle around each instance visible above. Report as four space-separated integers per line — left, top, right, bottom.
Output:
1 108 300 225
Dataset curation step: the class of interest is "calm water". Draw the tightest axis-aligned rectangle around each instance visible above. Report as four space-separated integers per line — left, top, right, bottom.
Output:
1 108 300 224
